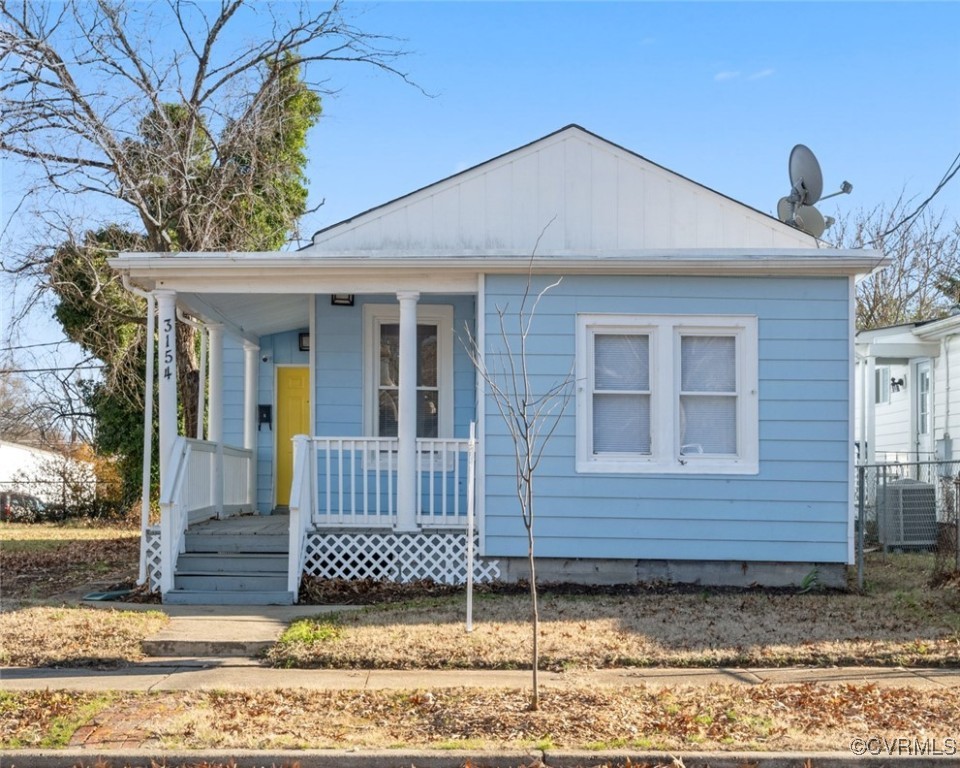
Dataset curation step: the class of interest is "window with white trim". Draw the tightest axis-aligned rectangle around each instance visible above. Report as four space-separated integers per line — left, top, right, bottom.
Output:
874 366 891 405
363 304 454 439
576 314 759 474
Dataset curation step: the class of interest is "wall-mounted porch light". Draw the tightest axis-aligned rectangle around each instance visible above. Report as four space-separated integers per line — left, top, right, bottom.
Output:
891 376 905 393
331 294 354 307
298 332 310 351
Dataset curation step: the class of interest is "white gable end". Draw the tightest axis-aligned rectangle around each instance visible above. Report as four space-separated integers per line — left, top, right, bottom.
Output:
309 126 816 255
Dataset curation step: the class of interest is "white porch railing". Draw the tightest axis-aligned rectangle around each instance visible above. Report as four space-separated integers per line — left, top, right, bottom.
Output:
288 434 314 594
307 436 473 529
158 437 254 593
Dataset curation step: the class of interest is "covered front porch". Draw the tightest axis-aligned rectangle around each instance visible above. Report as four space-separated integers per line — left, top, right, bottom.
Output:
129 278 492 604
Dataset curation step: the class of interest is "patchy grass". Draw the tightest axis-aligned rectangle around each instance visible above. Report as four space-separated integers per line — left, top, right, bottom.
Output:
0 520 166 668
0 521 140 605
277 616 343 645
268 553 960 670
0 691 114 748
0 605 168 667
1 684 957 752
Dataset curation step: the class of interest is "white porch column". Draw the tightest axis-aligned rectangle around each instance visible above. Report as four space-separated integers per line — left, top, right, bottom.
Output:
196 326 207 439
156 291 178 491
137 290 155 585
396 290 420 532
243 340 259 509
207 324 224 443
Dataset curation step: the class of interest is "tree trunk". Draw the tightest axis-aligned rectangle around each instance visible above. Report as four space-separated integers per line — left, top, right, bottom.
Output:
526 476 539 711
176 323 200 439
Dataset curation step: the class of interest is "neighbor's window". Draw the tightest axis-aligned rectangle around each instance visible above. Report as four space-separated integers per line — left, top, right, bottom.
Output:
576 314 758 474
874 366 891 405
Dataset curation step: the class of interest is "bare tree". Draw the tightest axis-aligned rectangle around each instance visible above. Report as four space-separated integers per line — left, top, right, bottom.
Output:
1 0 416 431
463 222 573 711
830 200 960 330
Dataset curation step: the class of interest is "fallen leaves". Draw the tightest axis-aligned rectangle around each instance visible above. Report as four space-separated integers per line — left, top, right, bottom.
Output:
0 529 139 603
2 684 957 752
0 606 168 667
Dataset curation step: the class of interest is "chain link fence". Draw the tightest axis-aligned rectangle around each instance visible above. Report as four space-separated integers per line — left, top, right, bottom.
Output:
0 478 125 521
856 459 960 589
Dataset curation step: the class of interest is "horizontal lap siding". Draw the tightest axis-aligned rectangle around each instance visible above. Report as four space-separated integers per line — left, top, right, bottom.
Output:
314 295 477 440
221 336 245 447
482 274 851 563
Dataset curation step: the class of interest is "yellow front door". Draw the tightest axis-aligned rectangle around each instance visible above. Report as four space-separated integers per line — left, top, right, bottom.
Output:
275 366 310 507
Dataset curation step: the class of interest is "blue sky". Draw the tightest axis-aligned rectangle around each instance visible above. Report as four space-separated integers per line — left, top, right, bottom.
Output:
3 1 959 363
301 1 960 237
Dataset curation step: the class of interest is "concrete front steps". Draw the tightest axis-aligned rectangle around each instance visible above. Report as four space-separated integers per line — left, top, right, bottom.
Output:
163 514 295 606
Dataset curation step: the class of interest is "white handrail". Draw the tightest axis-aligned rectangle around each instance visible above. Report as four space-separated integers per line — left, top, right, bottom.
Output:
288 434 314 597
159 436 190 593
158 437 255 595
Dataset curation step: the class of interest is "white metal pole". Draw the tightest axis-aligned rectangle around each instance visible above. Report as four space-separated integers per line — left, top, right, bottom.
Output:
131 290 156 585
466 421 476 633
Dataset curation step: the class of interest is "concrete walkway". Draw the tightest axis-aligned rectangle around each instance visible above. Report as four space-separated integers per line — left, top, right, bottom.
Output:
2 660 960 692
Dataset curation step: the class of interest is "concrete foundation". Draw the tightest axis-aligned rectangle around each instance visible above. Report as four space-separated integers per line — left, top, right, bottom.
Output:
497 557 847 589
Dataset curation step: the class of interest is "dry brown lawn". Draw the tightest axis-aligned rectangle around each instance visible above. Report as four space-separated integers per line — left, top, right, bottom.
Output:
1 519 958 672
0 605 167 667
2 683 958 752
0 520 140 604
0 520 167 667
269 554 960 670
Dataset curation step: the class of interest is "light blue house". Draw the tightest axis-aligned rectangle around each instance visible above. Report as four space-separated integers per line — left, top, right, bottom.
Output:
110 126 887 604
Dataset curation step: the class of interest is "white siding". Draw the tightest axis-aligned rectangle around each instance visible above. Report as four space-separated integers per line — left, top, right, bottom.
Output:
310 127 816 255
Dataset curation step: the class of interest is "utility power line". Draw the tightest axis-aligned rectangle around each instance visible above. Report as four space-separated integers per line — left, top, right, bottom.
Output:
0 365 103 374
0 340 70 352
868 149 960 245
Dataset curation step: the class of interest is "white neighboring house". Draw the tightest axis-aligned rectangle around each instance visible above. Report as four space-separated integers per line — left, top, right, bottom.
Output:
855 311 960 465
0 439 93 503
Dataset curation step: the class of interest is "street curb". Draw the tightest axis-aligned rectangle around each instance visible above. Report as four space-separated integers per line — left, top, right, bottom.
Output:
3 750 960 768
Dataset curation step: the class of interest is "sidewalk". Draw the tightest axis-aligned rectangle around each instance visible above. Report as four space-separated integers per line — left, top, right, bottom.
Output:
3 661 960 692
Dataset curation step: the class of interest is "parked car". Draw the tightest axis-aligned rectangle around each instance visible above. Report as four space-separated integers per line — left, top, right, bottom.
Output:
0 492 48 522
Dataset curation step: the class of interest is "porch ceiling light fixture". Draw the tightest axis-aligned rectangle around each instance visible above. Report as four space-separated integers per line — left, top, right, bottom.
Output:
891 376 905 393
298 332 310 352
331 294 354 307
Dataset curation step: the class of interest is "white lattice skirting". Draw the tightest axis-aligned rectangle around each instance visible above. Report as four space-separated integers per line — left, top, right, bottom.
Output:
144 526 162 592
303 531 501 585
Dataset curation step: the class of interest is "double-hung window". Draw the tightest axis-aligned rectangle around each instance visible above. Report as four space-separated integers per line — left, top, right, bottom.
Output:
363 304 454 439
576 314 758 474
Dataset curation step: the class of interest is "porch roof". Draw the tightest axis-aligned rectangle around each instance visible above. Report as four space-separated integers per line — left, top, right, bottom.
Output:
111 247 887 292
110 248 889 343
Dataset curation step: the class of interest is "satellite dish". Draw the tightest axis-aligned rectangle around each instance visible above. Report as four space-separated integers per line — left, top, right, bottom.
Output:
789 144 823 206
778 196 826 238
777 143 851 238
793 205 826 239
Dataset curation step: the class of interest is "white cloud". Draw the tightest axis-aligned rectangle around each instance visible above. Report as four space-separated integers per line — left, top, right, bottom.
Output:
748 68 775 80
714 70 741 82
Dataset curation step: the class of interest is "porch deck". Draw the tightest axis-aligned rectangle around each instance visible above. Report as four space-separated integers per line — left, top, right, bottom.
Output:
189 513 289 537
